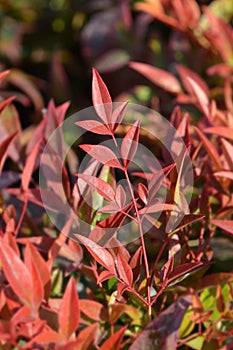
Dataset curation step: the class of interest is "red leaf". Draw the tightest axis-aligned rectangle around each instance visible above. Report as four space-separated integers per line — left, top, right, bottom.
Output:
0 96 15 114
214 171 233 181
24 243 50 300
186 77 209 117
79 299 108 322
75 234 115 272
77 173 115 202
211 219 233 236
121 120 140 167
100 325 127 350
59 277 80 339
167 262 204 286
0 70 10 83
97 270 116 284
129 247 143 282
129 295 191 350
80 144 123 169
112 101 129 130
194 127 221 170
160 256 174 283
177 65 209 96
116 254 133 285
24 244 44 310
138 183 148 204
76 323 99 350
92 68 112 123
22 138 42 192
129 62 182 94
0 240 33 308
115 185 126 208
0 131 19 174
75 120 110 135
221 138 233 169
204 126 233 141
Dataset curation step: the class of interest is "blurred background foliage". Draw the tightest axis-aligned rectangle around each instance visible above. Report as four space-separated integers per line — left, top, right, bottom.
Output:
0 0 232 119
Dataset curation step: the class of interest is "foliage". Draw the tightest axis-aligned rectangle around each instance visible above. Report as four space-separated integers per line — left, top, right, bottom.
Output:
0 0 233 349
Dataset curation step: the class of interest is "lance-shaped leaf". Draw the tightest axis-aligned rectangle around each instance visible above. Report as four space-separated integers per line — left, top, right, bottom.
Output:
167 262 204 287
79 299 108 322
80 144 123 169
160 256 174 283
0 96 15 114
116 254 133 286
115 185 126 208
204 126 233 141
211 219 233 236
76 323 99 350
0 131 19 174
24 243 44 310
77 173 115 202
100 325 127 350
221 138 233 169
112 101 129 131
130 247 143 283
21 138 42 192
121 120 140 167
129 62 182 94
59 277 80 339
129 295 192 350
138 183 148 204
177 65 209 97
186 76 209 117
0 240 33 308
24 242 51 300
194 127 222 170
92 68 112 124
214 171 233 181
75 234 115 272
75 120 111 135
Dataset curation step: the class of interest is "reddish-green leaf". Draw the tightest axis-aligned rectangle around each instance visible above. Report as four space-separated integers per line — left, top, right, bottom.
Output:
92 68 112 123
121 120 140 167
77 173 116 202
212 219 233 236
100 325 127 350
80 144 123 169
58 277 80 339
129 295 191 350
75 120 110 135
129 62 182 94
75 234 115 272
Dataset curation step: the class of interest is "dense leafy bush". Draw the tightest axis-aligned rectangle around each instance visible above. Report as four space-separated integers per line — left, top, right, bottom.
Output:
0 1 233 349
